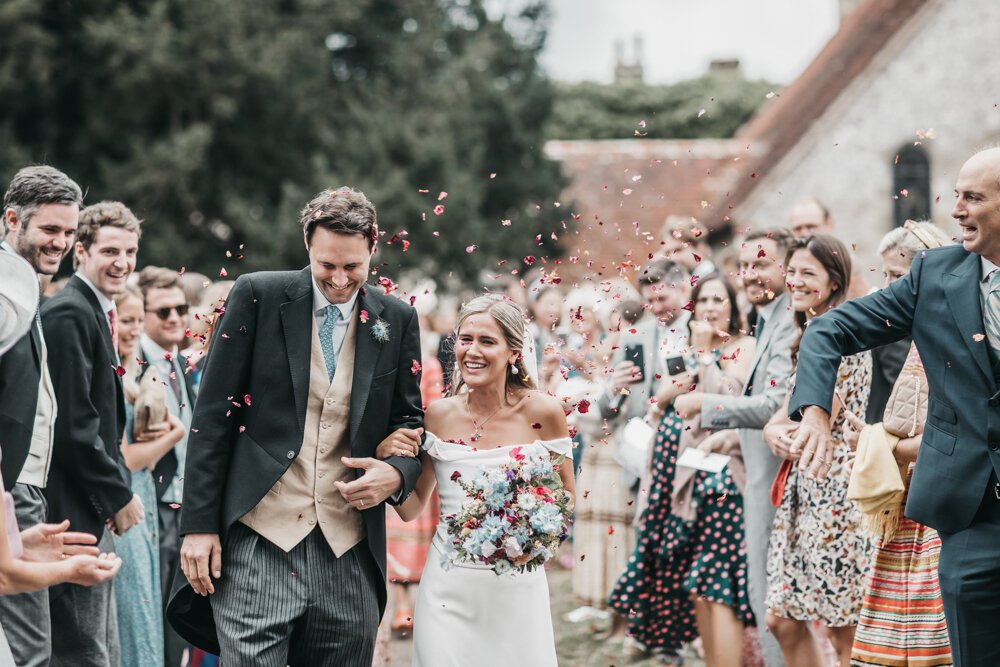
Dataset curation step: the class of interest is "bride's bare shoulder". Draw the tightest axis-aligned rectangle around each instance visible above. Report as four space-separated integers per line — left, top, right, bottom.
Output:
424 395 464 431
515 390 568 439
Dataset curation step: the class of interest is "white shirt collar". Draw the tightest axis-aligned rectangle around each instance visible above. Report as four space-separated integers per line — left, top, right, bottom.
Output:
0 240 14 254
75 272 115 316
312 278 360 319
140 333 178 363
757 293 784 322
980 256 1000 283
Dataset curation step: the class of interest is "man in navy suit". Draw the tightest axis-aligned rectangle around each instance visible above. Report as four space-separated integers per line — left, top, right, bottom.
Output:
43 201 145 666
789 147 1000 666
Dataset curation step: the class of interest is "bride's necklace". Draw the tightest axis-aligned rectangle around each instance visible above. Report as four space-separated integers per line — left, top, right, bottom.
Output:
467 395 504 442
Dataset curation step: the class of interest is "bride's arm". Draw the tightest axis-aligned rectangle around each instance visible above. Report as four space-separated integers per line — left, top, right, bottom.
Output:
530 391 577 506
392 452 437 522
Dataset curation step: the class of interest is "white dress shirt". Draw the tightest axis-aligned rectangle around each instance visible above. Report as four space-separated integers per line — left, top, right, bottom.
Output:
312 279 360 368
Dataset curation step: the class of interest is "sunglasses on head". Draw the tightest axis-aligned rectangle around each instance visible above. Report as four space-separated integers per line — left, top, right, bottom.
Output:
146 304 189 319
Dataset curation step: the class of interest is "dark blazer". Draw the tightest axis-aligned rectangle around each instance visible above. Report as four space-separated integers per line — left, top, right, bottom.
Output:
790 245 1000 534
0 243 41 489
0 314 41 491
41 275 133 538
167 268 423 653
136 346 197 500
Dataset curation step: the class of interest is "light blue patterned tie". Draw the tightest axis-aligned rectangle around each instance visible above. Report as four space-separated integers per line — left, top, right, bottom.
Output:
985 271 1000 357
319 305 342 382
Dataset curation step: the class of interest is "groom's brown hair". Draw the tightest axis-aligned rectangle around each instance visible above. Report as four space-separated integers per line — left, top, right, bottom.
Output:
300 187 377 250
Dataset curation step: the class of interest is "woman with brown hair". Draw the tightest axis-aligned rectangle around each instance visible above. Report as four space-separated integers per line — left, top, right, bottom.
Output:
762 234 873 667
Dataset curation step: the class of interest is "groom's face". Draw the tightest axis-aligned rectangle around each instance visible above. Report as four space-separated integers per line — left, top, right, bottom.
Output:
307 227 372 304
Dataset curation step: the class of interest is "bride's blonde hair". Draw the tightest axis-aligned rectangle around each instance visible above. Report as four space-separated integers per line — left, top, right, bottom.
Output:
448 293 536 397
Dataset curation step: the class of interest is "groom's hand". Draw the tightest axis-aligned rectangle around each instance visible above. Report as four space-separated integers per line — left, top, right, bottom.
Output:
335 458 404 510
180 533 222 596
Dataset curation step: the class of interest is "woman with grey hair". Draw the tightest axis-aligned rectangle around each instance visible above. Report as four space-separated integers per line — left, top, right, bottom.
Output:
845 220 954 667
866 222 953 423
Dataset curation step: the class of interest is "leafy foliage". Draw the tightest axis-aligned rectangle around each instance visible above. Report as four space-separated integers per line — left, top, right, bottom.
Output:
546 72 776 140
0 0 566 283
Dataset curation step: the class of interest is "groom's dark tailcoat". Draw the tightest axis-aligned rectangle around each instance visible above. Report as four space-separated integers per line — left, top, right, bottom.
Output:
790 245 1000 665
167 267 423 654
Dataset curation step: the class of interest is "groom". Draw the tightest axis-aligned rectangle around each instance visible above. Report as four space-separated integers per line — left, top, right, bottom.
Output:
167 187 424 666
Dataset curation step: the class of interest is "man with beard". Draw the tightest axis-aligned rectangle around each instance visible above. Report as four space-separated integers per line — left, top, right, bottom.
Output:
0 166 86 666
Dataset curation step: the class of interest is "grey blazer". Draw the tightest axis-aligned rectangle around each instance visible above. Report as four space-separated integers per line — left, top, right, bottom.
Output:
701 292 796 432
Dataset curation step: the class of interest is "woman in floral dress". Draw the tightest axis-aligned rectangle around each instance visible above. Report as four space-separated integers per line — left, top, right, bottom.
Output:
763 235 873 667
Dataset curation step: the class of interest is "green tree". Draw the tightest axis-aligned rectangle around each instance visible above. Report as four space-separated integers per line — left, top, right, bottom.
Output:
546 71 776 140
0 0 566 284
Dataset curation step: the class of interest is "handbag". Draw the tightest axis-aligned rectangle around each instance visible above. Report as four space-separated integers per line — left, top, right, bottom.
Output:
880 344 926 438
614 417 655 480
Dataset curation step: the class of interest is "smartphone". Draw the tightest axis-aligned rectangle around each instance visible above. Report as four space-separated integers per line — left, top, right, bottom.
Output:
665 356 687 376
624 344 645 383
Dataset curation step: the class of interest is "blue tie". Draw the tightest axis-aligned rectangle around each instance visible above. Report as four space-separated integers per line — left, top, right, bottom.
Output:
319 305 342 382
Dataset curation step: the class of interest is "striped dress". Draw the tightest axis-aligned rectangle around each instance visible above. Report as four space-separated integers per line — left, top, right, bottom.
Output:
850 472 953 667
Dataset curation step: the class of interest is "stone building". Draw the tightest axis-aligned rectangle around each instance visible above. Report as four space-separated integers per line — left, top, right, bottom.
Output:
719 0 1000 273
547 0 1000 282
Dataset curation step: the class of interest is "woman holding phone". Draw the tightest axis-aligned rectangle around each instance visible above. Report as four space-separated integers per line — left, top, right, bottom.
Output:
762 235 873 667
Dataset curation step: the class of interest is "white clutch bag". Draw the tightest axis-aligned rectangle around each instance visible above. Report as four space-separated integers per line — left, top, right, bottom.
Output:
614 417 655 479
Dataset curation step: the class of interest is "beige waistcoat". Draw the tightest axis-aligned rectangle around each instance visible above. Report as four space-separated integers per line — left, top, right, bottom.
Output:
240 305 365 556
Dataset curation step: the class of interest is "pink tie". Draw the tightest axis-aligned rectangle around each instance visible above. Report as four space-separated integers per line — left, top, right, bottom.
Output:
108 308 119 358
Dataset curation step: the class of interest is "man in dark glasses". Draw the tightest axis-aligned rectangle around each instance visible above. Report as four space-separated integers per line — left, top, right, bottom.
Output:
136 265 196 667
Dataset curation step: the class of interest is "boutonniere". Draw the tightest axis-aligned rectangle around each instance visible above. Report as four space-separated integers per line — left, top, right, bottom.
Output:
370 317 391 344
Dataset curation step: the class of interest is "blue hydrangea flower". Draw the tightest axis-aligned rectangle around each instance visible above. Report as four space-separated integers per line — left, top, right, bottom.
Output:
529 504 563 535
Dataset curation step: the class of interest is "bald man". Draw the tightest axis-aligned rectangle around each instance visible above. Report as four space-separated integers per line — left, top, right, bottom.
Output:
789 148 1000 666
788 197 871 299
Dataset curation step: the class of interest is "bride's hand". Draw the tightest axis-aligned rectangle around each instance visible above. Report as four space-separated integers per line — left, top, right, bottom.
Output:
375 427 425 459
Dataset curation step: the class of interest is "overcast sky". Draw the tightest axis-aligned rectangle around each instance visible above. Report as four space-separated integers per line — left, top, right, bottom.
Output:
537 0 841 84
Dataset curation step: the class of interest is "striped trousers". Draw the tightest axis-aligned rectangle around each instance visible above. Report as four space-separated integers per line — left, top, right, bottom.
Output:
211 523 380 667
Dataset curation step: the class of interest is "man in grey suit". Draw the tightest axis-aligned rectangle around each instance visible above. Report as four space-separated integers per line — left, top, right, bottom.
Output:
672 227 795 666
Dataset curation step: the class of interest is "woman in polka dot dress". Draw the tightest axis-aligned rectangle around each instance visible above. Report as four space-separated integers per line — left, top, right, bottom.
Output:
665 274 758 666
607 274 755 663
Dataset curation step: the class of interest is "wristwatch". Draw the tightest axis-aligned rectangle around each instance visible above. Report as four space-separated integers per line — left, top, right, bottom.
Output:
698 353 717 367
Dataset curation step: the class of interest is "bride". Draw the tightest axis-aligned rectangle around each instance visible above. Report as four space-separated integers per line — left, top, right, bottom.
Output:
376 293 575 666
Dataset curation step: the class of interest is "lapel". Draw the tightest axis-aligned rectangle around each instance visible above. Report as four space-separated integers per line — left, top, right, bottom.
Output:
350 286 385 442
68 275 121 380
744 292 789 392
280 268 314 437
944 252 996 389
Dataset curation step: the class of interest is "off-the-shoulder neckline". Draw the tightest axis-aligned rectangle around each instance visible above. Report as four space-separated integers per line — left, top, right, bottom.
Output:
435 436 571 451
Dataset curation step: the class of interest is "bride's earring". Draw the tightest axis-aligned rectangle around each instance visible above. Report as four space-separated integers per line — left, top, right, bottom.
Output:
510 359 519 375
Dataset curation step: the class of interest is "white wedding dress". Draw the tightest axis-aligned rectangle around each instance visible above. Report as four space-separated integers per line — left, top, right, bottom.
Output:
411 432 571 667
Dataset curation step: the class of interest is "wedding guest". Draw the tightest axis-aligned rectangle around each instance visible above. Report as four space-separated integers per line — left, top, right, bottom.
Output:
137 266 196 667
0 165 82 667
658 215 716 284
561 289 631 624
113 286 186 667
677 227 796 667
527 278 563 369
666 274 757 666
843 221 953 667
44 201 146 666
762 234 872 667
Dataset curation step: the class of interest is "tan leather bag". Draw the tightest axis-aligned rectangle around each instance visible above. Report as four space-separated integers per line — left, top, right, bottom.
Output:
133 367 169 437
881 344 926 438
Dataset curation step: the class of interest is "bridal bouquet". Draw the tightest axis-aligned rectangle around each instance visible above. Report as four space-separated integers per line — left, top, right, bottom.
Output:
445 447 572 576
